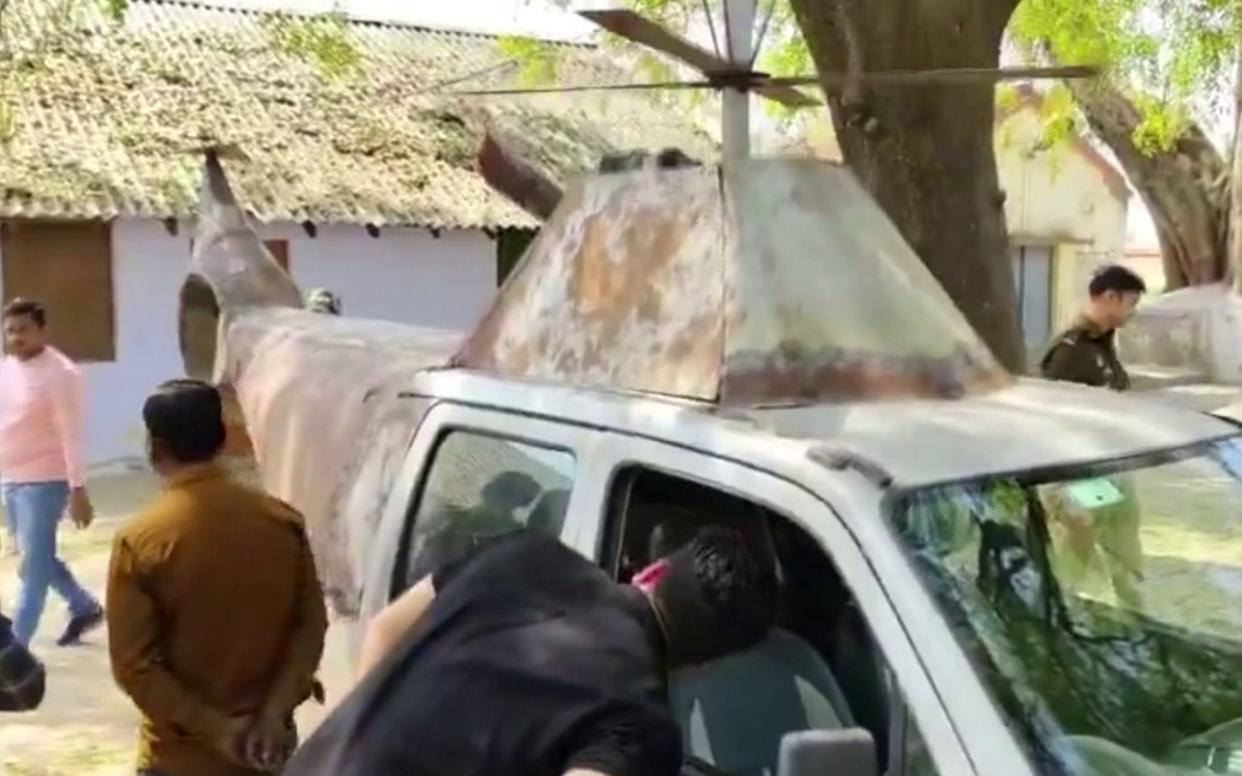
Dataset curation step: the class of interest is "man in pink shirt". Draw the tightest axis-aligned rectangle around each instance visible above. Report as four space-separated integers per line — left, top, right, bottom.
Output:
0 299 102 646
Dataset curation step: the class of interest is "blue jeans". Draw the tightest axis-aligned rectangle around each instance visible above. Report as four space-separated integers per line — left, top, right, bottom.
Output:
3 481 98 644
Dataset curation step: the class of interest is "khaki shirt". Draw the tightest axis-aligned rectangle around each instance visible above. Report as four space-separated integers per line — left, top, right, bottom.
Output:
107 465 327 776
1040 317 1130 391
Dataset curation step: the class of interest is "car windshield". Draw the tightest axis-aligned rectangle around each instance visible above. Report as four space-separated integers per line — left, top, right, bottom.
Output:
890 435 1242 775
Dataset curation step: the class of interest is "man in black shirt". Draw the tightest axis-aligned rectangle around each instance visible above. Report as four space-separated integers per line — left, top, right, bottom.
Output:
283 526 777 776
1040 264 1146 392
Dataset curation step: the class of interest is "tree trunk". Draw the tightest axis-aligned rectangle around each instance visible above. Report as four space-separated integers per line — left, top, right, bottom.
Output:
789 0 1026 371
1065 78 1227 289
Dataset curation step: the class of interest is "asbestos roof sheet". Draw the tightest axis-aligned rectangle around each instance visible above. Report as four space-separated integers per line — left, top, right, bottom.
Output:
0 0 712 229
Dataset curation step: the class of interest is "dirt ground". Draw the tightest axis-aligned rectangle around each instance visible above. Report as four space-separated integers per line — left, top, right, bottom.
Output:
0 467 353 776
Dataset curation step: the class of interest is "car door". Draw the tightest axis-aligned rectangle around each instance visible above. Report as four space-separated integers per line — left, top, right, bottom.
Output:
568 433 974 776
360 400 602 626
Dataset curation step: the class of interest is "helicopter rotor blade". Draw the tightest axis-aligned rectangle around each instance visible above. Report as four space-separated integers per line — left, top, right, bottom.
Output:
579 8 732 77
578 8 816 106
451 65 1096 100
769 65 1099 87
453 80 721 97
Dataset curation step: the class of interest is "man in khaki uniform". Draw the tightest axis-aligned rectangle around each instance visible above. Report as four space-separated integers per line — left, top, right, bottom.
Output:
1040 264 1146 391
1040 264 1147 610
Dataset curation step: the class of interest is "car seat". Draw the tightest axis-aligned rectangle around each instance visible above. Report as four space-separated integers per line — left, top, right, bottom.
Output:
669 628 855 775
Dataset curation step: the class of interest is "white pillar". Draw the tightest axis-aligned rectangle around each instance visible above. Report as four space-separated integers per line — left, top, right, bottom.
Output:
721 0 754 168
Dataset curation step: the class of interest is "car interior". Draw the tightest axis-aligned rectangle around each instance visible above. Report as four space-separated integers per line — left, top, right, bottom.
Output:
604 468 898 776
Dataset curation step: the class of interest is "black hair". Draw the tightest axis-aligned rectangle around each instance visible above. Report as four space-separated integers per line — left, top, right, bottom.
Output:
143 379 227 464
1088 265 1146 298
480 471 542 511
3 298 46 327
652 526 779 666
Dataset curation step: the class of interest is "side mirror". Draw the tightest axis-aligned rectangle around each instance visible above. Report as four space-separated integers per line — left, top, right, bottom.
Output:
779 728 878 776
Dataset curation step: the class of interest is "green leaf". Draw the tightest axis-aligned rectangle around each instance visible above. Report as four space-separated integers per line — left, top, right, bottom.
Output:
496 35 564 86
262 9 362 80
1011 0 1240 158
103 0 129 23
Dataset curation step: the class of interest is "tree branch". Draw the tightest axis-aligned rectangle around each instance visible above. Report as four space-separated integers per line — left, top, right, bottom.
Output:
1067 76 1227 287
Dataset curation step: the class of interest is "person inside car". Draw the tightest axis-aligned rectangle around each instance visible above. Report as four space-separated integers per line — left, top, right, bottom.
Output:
282 526 778 776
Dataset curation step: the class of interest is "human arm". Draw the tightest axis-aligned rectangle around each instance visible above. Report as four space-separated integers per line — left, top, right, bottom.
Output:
258 524 328 722
1040 338 1104 386
106 535 234 743
355 538 485 681
48 365 91 525
356 575 437 681
0 613 45 711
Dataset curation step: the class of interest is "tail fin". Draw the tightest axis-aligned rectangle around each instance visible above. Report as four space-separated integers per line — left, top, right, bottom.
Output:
179 150 302 379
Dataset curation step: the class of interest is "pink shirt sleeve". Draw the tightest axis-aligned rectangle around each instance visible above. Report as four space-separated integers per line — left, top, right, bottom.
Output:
49 364 86 489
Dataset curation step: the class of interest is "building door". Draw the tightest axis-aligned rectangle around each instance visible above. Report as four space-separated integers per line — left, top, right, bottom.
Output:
1012 245 1053 358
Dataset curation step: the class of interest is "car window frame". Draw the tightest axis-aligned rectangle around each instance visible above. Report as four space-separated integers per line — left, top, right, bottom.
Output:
575 433 975 776
360 400 603 621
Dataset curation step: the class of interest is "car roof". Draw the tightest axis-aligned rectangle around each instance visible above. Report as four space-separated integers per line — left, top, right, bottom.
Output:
427 372 1236 491
745 379 1235 488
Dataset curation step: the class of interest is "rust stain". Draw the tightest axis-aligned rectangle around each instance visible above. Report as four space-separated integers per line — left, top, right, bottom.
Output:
457 158 1007 404
570 208 689 330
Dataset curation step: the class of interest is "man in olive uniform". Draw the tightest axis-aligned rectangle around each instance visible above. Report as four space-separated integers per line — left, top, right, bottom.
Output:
1040 264 1146 391
1040 264 1148 610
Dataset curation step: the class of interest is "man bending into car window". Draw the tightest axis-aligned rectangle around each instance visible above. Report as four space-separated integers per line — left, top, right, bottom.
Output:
282 526 778 776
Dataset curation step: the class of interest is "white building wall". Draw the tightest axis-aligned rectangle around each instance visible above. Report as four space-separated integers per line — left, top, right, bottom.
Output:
997 107 1129 258
0 218 499 467
996 105 1131 332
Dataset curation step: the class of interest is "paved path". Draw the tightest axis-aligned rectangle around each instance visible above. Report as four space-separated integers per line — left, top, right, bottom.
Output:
0 471 354 775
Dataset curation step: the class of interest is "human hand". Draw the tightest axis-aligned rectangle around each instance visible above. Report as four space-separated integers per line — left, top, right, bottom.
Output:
214 715 256 769
68 488 94 529
243 712 297 773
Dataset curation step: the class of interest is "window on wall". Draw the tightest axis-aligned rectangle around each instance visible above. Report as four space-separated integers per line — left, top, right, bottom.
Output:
1 220 116 362
264 239 290 273
496 229 537 286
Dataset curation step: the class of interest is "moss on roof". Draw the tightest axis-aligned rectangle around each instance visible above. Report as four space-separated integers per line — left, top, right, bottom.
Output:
0 0 713 228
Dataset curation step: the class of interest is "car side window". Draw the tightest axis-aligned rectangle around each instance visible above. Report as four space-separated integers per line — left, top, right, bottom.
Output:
398 430 574 590
600 465 941 776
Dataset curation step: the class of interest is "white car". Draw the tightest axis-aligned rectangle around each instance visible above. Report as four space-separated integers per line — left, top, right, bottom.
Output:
186 153 1242 776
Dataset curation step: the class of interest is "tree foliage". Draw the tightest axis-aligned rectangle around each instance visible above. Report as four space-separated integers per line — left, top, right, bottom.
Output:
262 8 361 80
1011 0 1241 288
494 0 808 119
1011 0 1241 154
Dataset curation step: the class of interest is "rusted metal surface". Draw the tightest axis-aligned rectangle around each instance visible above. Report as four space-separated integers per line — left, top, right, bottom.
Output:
182 154 460 614
456 159 1010 404
183 154 1009 611
457 165 728 398
721 161 1009 402
477 130 564 221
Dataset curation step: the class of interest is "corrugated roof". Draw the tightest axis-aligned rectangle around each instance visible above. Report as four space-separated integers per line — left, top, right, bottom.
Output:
0 0 712 228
